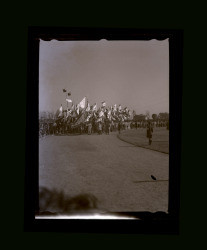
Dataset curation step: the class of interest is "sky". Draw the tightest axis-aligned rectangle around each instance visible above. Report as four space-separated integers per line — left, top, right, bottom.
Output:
39 39 169 116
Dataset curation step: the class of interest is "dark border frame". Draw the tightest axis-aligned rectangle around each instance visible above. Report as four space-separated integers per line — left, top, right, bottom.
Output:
25 27 183 234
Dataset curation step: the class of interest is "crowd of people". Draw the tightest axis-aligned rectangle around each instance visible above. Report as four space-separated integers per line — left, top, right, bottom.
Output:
39 119 125 137
39 119 169 138
39 94 169 147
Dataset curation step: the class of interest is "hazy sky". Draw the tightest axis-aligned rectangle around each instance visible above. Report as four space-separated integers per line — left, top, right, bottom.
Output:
39 39 169 116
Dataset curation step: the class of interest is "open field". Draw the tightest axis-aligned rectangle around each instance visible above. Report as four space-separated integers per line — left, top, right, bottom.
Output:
38 131 169 214
118 127 169 154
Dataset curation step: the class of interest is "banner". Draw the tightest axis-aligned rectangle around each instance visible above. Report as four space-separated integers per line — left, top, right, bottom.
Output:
66 98 72 103
86 102 90 112
78 97 86 109
91 103 97 111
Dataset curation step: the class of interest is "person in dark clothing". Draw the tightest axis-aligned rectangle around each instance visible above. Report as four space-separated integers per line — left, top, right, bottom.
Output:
102 123 105 134
52 122 57 135
88 122 92 135
105 120 110 135
135 122 138 129
80 123 84 135
147 122 153 145
118 122 121 134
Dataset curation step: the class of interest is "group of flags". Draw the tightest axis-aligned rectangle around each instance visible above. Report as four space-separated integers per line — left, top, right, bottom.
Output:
63 89 72 103
56 89 131 125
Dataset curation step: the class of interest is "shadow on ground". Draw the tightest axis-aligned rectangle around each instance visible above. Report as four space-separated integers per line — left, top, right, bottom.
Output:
37 187 99 215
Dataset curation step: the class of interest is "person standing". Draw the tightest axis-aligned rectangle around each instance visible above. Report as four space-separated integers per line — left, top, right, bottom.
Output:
118 122 121 134
88 122 92 135
98 122 102 135
147 122 153 145
102 123 105 134
80 123 84 135
105 120 110 135
52 122 57 135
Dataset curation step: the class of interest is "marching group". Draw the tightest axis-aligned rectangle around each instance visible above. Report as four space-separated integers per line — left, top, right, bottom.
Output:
39 119 169 146
39 119 127 137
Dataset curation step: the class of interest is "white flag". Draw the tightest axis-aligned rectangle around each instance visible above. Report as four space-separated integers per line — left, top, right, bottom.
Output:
58 105 63 117
86 102 90 112
59 105 63 112
78 97 86 109
66 98 72 103
76 105 80 115
66 109 72 118
91 103 97 111
101 101 106 107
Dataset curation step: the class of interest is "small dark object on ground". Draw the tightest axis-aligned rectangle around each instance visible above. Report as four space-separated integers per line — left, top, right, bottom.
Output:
151 175 156 180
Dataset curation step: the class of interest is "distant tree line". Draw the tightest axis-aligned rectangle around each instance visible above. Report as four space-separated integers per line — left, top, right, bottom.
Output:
39 111 56 120
133 112 169 122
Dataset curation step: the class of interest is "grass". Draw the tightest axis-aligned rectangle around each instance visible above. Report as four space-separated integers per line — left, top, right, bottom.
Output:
118 127 169 154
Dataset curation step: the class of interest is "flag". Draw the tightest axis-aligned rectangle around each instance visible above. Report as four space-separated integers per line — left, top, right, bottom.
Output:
118 105 122 111
101 101 106 107
70 103 75 111
63 89 67 92
76 105 80 115
66 109 71 118
78 97 86 109
59 105 63 112
66 98 72 103
57 105 63 117
113 104 117 111
86 102 90 112
91 103 97 112
73 106 87 125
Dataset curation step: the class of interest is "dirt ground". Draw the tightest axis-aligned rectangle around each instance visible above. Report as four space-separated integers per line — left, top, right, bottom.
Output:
38 131 169 215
